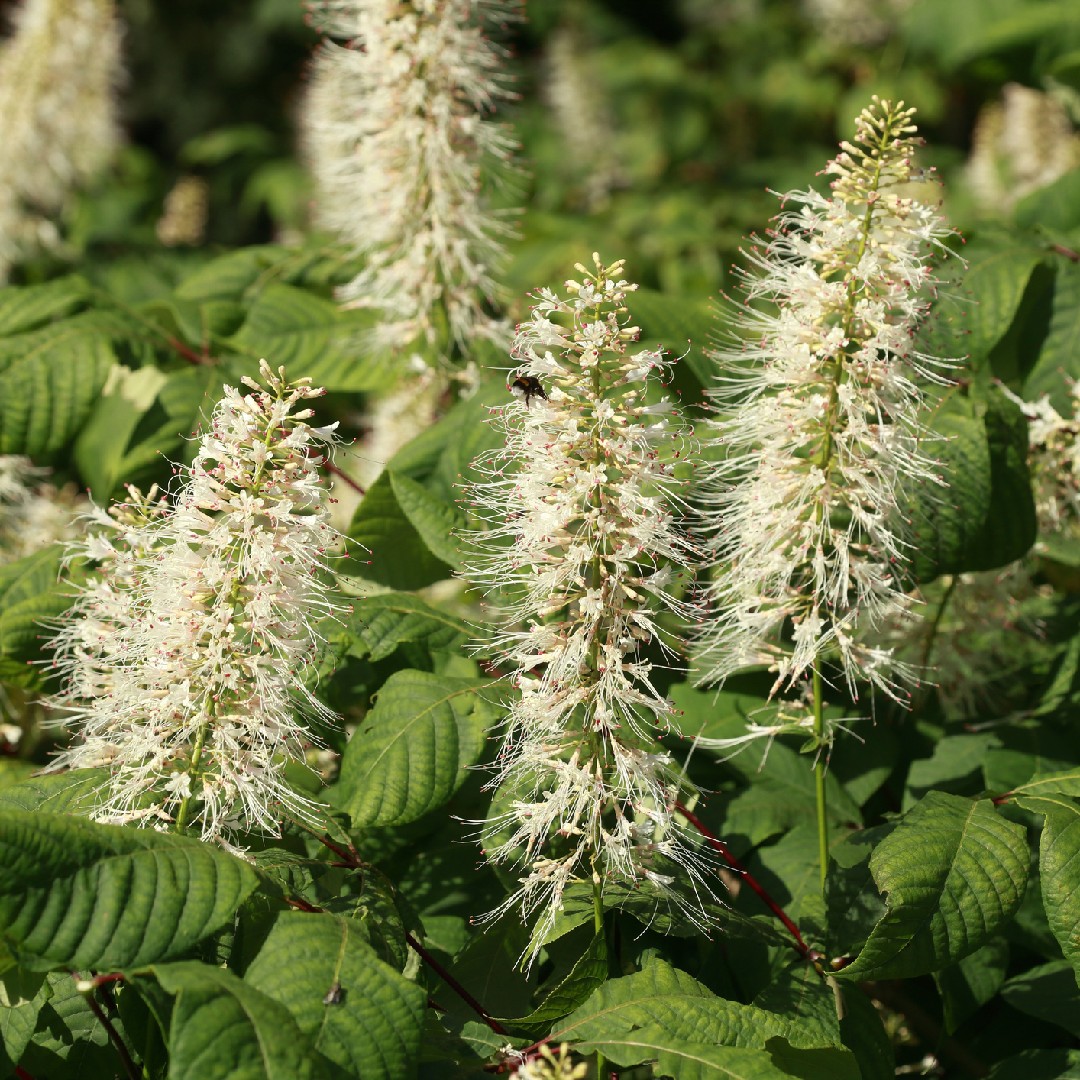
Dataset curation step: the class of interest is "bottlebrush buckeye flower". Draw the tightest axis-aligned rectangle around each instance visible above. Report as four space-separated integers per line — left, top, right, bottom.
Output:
48 362 344 846
303 0 520 355
697 97 957 704
0 0 123 279
463 254 708 951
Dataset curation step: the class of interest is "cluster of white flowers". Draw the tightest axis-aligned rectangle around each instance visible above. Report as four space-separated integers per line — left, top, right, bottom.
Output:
48 362 344 846
0 456 87 564
696 98 956 704
510 1043 587 1080
0 0 122 279
464 254 706 947
1011 379 1080 543
965 83 1080 217
303 0 519 354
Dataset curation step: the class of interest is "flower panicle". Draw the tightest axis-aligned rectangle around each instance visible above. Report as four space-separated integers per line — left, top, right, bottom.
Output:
696 97 958 713
48 360 346 846
463 254 711 954
303 0 521 355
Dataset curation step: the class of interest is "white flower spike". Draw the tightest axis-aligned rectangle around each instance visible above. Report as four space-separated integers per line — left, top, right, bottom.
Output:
464 254 708 952
48 362 344 846
698 97 957 705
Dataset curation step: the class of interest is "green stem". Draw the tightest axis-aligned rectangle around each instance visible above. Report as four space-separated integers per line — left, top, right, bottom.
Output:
812 666 829 894
592 868 608 1080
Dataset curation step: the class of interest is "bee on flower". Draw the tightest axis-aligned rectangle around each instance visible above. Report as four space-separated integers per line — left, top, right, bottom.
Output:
463 254 711 953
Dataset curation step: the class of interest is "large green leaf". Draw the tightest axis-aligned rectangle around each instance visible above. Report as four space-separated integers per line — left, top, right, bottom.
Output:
0 277 89 336
333 670 497 827
0 770 108 815
0 335 116 456
906 384 1035 581
555 958 838 1050
999 960 1080 1038
389 471 467 569
0 810 258 970
988 1049 1080 1080
150 961 332 1080
958 237 1046 359
1014 793 1080 986
835 793 1028 980
1023 261 1080 410
0 547 78 687
242 911 426 1080
576 1028 858 1080
228 282 383 392
346 470 453 589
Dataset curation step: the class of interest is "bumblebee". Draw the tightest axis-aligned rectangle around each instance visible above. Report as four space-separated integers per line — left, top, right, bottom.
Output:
510 374 546 408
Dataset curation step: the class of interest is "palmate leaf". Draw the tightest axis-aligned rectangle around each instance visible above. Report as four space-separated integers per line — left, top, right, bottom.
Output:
0 810 257 971
0 770 109 815
333 670 498 827
835 793 1028 981
0 276 89 336
1024 261 1080 410
242 911 426 1080
146 962 333 1080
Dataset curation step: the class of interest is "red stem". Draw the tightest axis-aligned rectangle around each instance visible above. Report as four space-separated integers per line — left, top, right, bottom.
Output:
675 801 809 955
405 932 508 1036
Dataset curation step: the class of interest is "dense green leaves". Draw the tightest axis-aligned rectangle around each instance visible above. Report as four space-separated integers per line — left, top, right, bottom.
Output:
0 811 257 970
0 547 76 685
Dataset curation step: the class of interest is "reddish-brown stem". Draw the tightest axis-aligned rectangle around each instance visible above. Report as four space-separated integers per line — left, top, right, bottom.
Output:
405 932 508 1036
1051 243 1080 262
14 1067 35 1080
75 975 141 1080
313 453 366 496
675 801 809 955
166 336 210 365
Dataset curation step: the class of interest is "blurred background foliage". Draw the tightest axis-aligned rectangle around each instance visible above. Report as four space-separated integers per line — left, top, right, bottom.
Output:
16 0 1080 301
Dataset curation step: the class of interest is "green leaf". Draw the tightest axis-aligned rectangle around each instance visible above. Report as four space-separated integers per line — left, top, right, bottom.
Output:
903 733 1002 809
835 793 1028 980
1000 960 1080 1037
500 932 609 1038
347 471 453 589
1013 794 1080 985
576 1028 857 1080
988 1049 1080 1080
906 385 1035 581
0 770 109 815
336 592 469 663
1015 167 1080 233
932 937 1009 1033
173 247 283 302
555 957 837 1051
0 547 76 687
228 282 382 392
389 471 467 569
1024 261 1080 410
0 277 89 336
242 911 426 1080
0 335 116 456
0 965 51 1068
0 810 258 970
333 670 496 827
150 961 332 1080
72 363 168 498
961 238 1046 359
